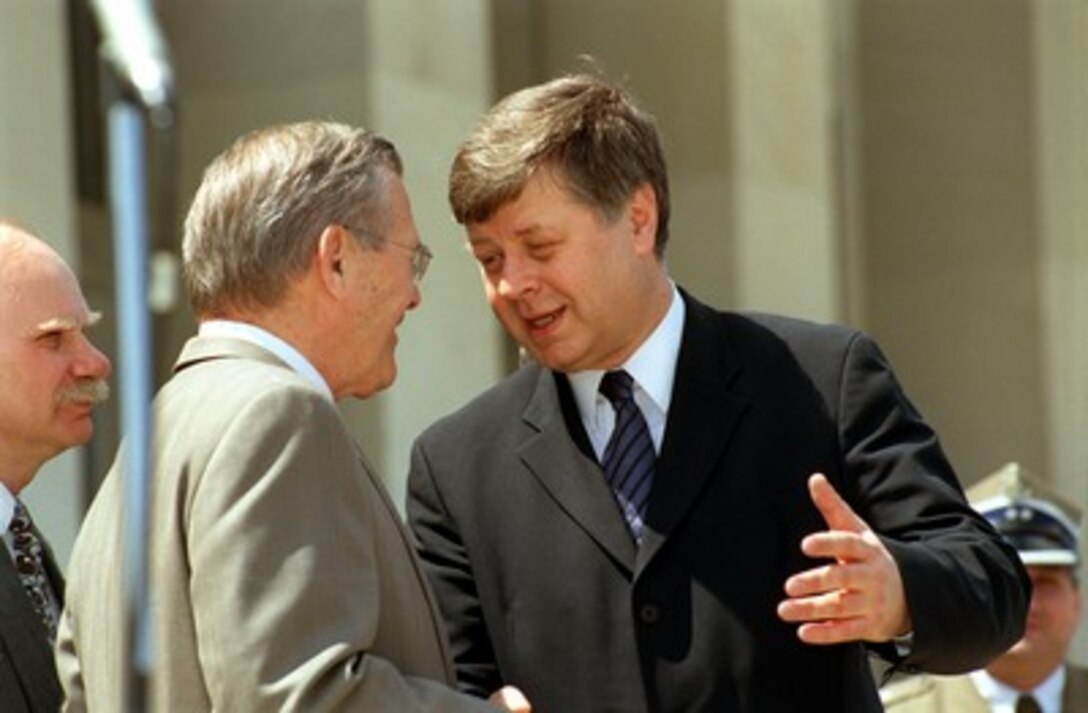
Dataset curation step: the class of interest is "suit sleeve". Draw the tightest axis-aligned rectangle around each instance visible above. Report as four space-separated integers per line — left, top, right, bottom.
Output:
832 331 1030 673
186 387 495 712
406 437 502 699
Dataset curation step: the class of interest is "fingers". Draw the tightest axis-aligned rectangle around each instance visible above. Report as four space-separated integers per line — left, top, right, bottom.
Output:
799 530 872 562
779 559 880 643
779 563 909 645
808 473 866 534
794 618 871 645
778 564 887 646
776 472 911 645
779 582 865 620
783 557 870 598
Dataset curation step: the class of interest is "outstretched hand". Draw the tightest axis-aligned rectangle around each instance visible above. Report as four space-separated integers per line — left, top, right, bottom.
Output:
776 473 911 645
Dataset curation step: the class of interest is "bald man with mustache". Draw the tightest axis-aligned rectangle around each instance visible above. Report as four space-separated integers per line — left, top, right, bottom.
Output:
0 220 112 712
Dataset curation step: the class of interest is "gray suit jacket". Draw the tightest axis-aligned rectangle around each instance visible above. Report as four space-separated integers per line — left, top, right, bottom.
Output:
0 520 63 712
880 664 1088 712
56 336 494 712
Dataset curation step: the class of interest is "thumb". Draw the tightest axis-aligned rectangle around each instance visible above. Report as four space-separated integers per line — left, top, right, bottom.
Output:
808 473 866 533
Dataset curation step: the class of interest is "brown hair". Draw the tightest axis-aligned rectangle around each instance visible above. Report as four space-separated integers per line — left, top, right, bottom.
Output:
449 73 671 256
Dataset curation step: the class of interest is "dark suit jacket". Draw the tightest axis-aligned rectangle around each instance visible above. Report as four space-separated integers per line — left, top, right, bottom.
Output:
0 518 64 712
1068 665 1088 711
407 292 1029 713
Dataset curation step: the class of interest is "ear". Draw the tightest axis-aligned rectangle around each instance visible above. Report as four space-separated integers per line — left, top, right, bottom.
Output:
315 225 349 297
627 183 659 257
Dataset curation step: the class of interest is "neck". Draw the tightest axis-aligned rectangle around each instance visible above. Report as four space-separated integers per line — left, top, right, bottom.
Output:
213 289 338 396
611 270 672 368
0 443 41 495
986 658 1061 693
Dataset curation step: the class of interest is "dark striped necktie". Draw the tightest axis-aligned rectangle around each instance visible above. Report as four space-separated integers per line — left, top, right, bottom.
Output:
599 370 656 542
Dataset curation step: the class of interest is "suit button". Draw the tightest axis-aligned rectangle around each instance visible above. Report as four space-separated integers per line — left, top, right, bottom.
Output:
639 603 661 625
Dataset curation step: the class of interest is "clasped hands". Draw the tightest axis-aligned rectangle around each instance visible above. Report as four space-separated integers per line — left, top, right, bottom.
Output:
777 473 911 645
489 685 531 711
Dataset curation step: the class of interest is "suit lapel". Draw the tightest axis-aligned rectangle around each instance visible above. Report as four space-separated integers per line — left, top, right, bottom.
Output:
40 531 64 609
515 295 755 575
519 369 638 573
637 294 750 573
353 447 458 683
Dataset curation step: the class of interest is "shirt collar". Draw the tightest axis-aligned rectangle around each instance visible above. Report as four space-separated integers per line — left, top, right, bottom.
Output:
0 483 14 533
198 320 335 403
568 284 685 426
971 665 1066 712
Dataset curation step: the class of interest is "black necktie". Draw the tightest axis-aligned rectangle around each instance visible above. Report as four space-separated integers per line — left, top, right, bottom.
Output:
9 501 58 642
599 370 656 541
1015 694 1042 713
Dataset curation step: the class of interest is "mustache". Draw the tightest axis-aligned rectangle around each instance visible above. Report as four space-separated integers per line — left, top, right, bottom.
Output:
57 379 110 406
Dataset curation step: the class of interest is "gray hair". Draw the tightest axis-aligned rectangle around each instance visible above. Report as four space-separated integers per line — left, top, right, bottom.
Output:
183 121 403 316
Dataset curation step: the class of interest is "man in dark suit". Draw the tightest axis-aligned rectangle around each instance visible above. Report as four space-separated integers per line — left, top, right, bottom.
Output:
0 221 112 712
406 73 1031 712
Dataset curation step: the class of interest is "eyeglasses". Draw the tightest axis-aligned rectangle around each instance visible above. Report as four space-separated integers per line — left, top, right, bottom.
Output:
341 225 432 283
385 239 430 285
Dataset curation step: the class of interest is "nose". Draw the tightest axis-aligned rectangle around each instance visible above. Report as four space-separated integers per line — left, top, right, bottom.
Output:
495 254 537 300
406 280 421 312
73 334 112 380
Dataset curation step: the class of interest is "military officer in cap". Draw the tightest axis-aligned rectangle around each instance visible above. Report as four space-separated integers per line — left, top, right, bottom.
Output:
882 462 1086 712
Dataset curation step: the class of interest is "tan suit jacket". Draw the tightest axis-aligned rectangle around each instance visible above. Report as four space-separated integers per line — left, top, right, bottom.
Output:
56 337 495 712
880 664 1088 712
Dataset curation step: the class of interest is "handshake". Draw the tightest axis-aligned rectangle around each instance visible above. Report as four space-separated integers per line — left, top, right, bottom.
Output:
490 686 531 712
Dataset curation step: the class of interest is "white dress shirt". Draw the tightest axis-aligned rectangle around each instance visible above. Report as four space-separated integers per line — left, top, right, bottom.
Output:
568 284 685 461
199 319 334 402
0 483 17 559
970 666 1065 713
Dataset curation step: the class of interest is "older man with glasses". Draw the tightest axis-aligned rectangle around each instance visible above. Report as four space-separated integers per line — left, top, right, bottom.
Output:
57 122 528 712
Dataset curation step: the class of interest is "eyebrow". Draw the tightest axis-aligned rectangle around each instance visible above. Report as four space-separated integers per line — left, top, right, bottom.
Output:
468 224 545 248
514 224 545 239
32 310 102 335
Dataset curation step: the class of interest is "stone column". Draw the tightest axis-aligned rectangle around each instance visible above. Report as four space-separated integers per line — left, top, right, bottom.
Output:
726 0 845 322
1034 0 1088 665
360 0 504 509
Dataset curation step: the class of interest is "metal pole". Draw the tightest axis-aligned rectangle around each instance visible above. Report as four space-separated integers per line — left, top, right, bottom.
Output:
106 100 155 712
89 0 176 708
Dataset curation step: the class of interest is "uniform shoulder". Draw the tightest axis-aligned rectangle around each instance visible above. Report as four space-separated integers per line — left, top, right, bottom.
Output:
879 674 939 709
879 673 983 712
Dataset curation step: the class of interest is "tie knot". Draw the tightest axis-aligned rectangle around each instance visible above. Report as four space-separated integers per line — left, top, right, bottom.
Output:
599 370 635 407
1015 694 1042 713
9 500 30 534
